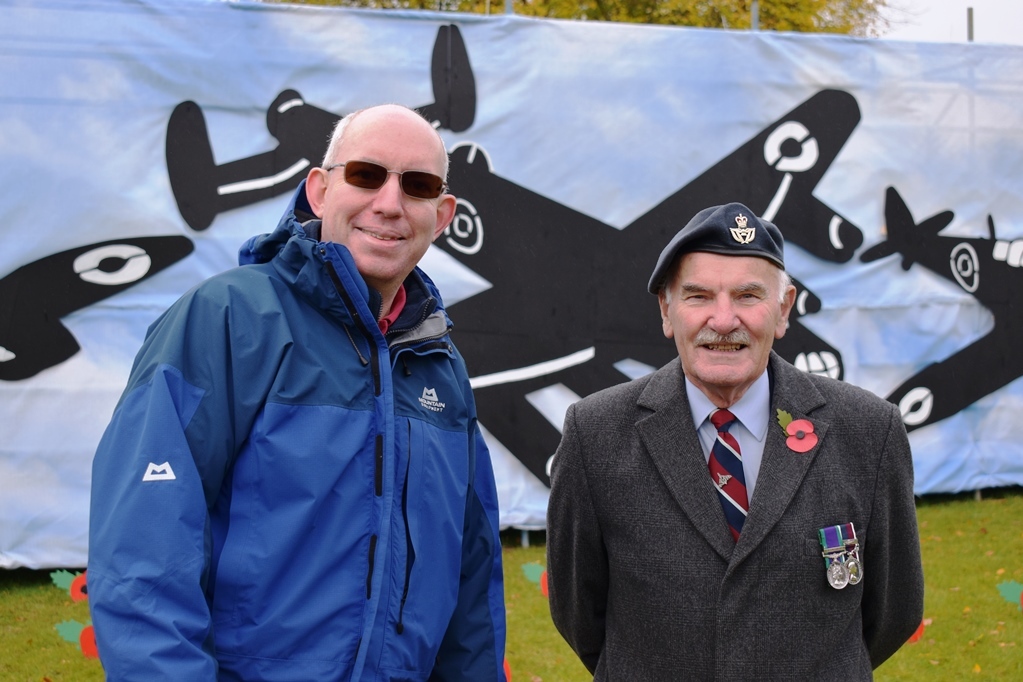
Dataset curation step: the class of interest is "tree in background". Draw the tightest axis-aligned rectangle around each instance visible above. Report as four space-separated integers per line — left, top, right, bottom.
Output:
262 0 891 37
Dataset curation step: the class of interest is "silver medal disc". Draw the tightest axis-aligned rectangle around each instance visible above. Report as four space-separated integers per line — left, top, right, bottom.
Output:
827 560 850 589
846 557 863 585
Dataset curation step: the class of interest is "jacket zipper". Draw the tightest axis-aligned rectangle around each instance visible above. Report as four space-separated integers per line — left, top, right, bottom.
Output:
366 535 377 598
323 256 385 615
396 421 416 634
324 259 380 396
374 435 383 497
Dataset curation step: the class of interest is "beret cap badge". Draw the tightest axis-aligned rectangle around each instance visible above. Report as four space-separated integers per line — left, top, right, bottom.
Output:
730 213 755 244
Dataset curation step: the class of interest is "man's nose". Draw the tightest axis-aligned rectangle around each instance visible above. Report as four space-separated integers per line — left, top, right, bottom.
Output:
707 297 739 331
371 173 405 214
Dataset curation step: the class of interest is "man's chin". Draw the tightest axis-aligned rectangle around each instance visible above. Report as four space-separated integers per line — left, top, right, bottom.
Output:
692 348 750 368
688 361 754 388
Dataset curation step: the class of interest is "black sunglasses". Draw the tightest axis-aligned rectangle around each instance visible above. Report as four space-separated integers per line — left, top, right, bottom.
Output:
324 161 446 200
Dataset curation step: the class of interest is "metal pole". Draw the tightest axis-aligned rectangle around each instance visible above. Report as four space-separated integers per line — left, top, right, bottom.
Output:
967 7 974 42
751 0 760 31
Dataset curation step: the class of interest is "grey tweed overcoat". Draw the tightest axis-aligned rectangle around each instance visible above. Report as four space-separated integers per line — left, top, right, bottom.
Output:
547 352 924 680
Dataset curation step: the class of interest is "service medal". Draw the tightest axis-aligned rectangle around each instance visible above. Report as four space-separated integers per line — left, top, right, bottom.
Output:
846 556 863 585
827 559 851 589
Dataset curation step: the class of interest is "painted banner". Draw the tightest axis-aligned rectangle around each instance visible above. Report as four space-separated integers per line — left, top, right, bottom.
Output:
2 0 1022 568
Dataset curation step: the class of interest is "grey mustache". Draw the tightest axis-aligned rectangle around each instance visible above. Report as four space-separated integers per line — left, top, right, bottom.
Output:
694 329 751 346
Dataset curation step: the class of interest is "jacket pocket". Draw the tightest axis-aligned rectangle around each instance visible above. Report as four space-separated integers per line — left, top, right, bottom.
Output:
380 417 469 673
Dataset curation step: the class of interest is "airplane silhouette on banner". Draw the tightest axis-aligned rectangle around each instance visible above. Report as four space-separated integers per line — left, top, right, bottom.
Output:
861 187 1023 431
437 89 855 483
166 24 475 231
0 24 473 382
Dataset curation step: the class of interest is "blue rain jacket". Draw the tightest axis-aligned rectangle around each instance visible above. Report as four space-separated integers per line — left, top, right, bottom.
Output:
88 183 506 681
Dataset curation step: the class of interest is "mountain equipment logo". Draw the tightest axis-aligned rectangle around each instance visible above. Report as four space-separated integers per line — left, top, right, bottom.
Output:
142 461 176 482
419 387 446 413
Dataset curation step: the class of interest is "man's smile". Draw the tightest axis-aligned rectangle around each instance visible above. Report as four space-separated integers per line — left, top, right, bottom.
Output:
694 328 751 354
356 226 405 241
702 342 745 352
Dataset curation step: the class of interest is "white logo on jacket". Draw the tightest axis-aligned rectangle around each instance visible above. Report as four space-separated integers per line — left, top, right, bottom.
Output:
142 461 176 482
419 387 446 412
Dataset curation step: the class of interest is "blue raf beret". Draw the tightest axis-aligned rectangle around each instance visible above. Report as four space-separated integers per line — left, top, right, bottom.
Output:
647 202 785 294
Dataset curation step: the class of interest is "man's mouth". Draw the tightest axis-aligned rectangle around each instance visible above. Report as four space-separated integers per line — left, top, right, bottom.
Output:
695 329 750 352
704 342 744 352
358 227 404 241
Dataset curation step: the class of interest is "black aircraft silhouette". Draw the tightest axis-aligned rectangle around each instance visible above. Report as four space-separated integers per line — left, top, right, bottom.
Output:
166 24 476 231
861 186 1022 430
439 90 857 484
0 236 194 381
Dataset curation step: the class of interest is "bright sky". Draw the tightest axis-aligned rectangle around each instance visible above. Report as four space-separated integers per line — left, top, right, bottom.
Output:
880 0 1023 45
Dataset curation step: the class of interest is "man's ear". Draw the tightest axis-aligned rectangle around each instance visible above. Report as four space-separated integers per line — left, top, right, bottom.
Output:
776 283 797 339
305 166 329 218
657 291 674 339
432 194 457 241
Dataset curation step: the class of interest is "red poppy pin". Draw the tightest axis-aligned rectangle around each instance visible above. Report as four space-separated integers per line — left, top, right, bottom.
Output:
777 409 818 453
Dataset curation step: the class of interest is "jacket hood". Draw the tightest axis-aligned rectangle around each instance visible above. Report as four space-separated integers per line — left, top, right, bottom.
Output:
239 180 318 266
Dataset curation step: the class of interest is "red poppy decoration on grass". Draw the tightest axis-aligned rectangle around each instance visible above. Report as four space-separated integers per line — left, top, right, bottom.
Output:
79 625 99 658
777 410 818 453
70 570 88 602
50 570 98 658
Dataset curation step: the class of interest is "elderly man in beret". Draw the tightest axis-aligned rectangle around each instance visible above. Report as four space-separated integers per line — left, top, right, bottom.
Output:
546 203 923 680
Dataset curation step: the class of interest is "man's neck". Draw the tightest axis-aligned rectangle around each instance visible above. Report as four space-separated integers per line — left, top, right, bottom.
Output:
377 284 407 333
686 371 771 425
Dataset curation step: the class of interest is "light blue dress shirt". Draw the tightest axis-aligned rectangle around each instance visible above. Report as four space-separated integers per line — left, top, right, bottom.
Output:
686 371 771 503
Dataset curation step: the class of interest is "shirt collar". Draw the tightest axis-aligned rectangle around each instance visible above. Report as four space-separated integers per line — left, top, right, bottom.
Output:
685 369 771 442
377 284 407 334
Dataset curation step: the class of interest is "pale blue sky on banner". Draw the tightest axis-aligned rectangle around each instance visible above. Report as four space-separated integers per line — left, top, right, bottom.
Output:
880 0 1023 45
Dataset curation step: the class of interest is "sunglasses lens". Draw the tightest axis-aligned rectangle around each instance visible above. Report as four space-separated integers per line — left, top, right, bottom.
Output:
339 161 444 199
343 161 388 190
401 171 445 199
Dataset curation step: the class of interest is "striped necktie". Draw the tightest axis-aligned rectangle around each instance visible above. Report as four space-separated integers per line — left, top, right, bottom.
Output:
708 409 749 541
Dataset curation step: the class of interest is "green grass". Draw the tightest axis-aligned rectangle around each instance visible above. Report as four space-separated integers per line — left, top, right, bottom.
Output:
874 488 1023 680
503 542 592 681
0 567 102 681
3 489 1021 681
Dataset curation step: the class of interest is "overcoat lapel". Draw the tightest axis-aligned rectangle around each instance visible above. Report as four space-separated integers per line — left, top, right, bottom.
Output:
728 352 829 572
636 360 735 561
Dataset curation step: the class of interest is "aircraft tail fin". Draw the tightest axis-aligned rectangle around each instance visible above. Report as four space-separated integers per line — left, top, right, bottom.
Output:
860 186 953 270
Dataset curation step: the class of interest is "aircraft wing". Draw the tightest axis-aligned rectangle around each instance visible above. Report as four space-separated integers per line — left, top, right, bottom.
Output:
624 89 864 262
